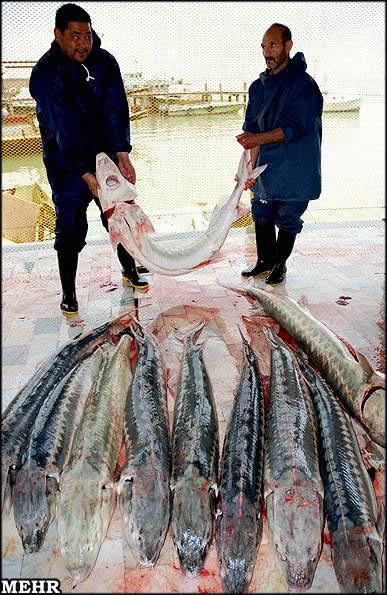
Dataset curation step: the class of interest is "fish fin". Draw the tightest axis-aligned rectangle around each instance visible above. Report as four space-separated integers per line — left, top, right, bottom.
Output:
108 219 121 253
209 482 219 498
376 500 385 540
216 277 250 294
117 474 133 495
356 350 378 376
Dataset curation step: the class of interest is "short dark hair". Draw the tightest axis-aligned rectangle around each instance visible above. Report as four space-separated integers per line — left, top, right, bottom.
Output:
269 23 292 43
55 3 91 33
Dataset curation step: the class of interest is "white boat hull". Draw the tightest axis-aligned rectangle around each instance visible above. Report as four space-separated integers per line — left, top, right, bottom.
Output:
160 102 243 116
323 95 360 112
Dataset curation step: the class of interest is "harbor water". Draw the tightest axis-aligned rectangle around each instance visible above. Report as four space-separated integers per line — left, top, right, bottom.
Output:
2 95 384 242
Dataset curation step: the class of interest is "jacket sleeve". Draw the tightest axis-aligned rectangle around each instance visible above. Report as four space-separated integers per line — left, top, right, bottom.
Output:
29 67 94 176
276 78 323 143
242 82 260 133
101 58 132 154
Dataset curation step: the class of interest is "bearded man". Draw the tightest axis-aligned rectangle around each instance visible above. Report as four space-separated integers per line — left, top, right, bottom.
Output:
237 23 323 284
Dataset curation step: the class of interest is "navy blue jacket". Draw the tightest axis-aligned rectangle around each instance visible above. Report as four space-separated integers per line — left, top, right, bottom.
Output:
29 30 131 183
243 52 323 201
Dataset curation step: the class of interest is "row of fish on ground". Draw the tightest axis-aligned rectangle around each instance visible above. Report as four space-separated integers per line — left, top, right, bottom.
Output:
1 285 385 593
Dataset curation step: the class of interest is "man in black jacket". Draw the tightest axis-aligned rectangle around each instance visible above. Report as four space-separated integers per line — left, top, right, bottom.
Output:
29 3 149 314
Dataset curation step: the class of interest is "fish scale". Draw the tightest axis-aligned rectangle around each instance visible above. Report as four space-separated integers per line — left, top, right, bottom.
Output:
171 322 219 577
12 347 105 554
58 334 132 585
216 329 265 593
264 328 324 592
118 322 170 566
298 356 383 593
1 316 131 512
218 283 385 447
267 342 321 485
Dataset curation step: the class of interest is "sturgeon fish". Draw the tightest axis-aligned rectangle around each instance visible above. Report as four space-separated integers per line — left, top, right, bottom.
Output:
264 328 324 592
118 321 171 566
171 321 219 576
1 311 135 512
95 151 267 276
216 327 265 593
298 356 384 593
12 347 104 554
218 282 385 447
57 334 132 585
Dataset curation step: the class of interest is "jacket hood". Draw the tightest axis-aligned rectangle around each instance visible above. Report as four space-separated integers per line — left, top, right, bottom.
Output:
260 52 307 84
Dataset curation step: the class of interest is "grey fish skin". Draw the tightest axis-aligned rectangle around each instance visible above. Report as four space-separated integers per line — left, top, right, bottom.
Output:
216 329 265 594
298 357 383 593
1 312 135 512
264 329 324 592
218 283 385 447
12 348 104 554
57 334 132 585
171 322 219 577
118 323 171 567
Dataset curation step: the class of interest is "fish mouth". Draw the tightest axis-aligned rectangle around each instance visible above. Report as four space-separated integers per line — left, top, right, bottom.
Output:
68 563 94 584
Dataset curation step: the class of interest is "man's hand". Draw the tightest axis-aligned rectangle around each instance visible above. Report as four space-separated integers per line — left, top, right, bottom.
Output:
244 178 256 190
236 131 261 150
117 151 136 184
82 172 100 197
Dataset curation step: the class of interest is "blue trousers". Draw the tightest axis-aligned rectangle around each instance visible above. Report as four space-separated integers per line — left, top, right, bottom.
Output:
251 197 309 234
47 173 109 252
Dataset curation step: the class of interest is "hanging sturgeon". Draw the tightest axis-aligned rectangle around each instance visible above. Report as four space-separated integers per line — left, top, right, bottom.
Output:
264 328 324 592
95 151 267 276
1 312 136 513
297 355 383 593
118 321 171 566
170 321 219 576
216 326 265 593
12 347 104 554
57 334 132 585
217 282 385 447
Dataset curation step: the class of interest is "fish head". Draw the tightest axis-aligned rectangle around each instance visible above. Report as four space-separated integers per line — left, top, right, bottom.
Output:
171 475 216 577
13 467 57 553
266 485 323 591
331 524 383 593
95 152 137 211
361 385 385 448
216 501 262 593
118 471 170 566
58 466 116 583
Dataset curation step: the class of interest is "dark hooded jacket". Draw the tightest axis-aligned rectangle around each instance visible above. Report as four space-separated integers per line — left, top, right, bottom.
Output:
243 52 323 201
29 30 131 184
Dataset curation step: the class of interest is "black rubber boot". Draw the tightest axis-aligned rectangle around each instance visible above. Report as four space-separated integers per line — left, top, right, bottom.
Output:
241 223 276 277
117 243 149 290
265 229 297 285
57 251 79 314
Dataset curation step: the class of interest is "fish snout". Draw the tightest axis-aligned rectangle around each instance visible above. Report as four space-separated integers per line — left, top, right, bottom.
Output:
67 560 94 584
177 541 208 577
221 563 250 594
286 564 313 592
21 528 44 554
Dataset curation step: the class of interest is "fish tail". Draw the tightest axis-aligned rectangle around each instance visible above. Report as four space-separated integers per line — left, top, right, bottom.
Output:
174 320 206 345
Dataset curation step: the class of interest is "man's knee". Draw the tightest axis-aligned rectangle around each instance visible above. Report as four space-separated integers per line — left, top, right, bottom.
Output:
276 201 309 234
52 193 89 252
